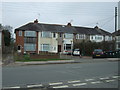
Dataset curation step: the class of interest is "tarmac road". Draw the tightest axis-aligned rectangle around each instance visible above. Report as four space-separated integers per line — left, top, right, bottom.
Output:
2 58 120 89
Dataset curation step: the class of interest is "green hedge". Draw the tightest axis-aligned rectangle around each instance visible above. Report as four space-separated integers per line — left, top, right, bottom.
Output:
74 40 116 56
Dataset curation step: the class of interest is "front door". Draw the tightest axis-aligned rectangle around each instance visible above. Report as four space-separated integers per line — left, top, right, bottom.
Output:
58 45 61 52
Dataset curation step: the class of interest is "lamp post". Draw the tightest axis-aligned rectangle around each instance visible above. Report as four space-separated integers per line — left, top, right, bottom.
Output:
71 40 73 58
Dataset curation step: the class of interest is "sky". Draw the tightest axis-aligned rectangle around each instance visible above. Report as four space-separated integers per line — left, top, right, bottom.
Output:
0 1 119 35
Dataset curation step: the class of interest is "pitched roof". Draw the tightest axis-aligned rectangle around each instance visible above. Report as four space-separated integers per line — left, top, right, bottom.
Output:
112 30 120 36
15 22 111 35
74 26 111 35
75 26 100 35
15 22 78 34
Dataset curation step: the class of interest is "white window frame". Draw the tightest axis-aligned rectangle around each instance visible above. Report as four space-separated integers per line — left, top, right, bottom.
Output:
41 44 50 51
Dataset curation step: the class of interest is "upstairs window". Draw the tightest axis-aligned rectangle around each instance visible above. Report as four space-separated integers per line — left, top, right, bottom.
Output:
53 33 56 38
19 31 22 36
91 36 93 39
59 33 62 37
116 36 120 42
77 34 85 39
64 33 73 39
24 31 36 37
41 31 52 38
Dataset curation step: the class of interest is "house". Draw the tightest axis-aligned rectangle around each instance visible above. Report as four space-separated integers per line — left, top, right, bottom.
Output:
0 29 2 49
74 26 112 43
15 19 112 54
112 30 120 50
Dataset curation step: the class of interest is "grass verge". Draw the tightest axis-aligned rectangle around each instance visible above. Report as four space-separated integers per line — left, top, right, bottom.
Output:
16 58 70 62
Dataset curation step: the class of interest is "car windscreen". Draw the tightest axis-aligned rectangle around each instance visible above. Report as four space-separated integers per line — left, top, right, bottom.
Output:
94 49 102 52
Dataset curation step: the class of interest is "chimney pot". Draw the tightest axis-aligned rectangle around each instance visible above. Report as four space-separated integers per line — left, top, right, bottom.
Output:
34 19 38 23
67 23 72 26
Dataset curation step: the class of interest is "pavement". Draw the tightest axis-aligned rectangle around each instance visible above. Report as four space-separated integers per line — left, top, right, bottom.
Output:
2 56 120 66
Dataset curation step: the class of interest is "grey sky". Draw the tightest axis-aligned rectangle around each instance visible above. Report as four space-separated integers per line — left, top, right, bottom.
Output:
1 2 118 33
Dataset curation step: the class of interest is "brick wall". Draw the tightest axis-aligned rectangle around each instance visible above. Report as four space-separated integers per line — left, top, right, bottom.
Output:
30 54 60 59
15 31 24 54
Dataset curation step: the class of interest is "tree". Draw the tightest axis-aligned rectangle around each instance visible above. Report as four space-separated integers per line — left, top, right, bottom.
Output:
0 24 13 46
2 30 11 46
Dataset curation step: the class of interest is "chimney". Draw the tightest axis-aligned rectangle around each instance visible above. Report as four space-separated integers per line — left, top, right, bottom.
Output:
34 19 38 23
94 26 99 29
67 22 72 26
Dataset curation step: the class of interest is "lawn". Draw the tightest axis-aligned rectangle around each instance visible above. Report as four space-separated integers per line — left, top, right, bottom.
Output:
16 58 70 62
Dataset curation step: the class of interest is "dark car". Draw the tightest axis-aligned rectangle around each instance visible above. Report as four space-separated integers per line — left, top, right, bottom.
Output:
104 50 120 58
92 49 104 58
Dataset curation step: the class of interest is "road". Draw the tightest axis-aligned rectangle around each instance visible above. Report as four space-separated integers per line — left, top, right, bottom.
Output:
2 58 120 89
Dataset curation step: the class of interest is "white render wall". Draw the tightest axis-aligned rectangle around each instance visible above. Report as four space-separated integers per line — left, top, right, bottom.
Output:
38 32 58 53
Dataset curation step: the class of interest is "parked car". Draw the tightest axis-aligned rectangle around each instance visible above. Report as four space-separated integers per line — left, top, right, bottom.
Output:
73 49 81 56
104 51 114 58
104 50 120 58
63 49 72 55
92 49 104 58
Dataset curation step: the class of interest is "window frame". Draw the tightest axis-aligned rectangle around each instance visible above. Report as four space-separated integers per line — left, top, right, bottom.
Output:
18 31 22 36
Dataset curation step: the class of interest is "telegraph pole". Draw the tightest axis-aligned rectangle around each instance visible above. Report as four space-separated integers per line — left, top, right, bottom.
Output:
115 7 117 32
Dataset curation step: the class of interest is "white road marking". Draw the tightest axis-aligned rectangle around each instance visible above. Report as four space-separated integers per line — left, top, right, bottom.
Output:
100 77 109 80
91 81 101 84
112 76 120 79
73 83 87 86
85 79 94 81
52 85 68 88
106 80 115 82
4 86 20 89
68 80 81 83
27 84 43 88
49 82 63 86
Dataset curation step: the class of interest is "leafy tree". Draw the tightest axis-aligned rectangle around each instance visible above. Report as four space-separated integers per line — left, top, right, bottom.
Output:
2 30 11 46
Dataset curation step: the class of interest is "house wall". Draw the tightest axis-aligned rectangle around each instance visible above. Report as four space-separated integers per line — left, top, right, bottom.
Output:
15 31 24 53
116 35 120 50
63 33 73 52
38 32 58 53
57 33 64 52
16 31 39 54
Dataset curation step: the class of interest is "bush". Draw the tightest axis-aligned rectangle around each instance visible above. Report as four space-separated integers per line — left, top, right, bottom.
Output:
24 54 30 60
74 40 115 56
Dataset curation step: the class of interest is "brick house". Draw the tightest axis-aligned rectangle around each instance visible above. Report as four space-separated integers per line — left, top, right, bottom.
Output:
15 20 112 54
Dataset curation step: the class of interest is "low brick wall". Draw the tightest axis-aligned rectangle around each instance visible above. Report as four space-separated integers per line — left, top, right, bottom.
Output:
15 53 60 60
30 54 60 59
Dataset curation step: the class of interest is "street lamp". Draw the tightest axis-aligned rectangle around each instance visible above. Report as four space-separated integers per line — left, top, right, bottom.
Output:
71 40 73 57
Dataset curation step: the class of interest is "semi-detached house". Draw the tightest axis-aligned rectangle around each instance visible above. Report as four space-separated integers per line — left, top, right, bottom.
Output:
15 19 112 54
